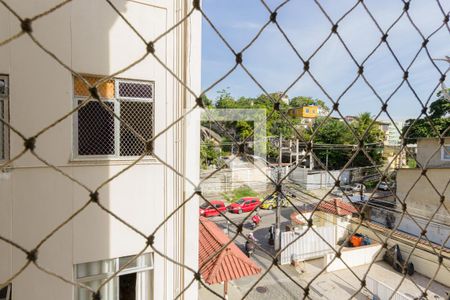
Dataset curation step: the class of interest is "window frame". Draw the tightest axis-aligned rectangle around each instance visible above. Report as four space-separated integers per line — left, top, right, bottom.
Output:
0 74 9 162
72 76 155 161
74 253 154 300
0 283 12 300
441 144 450 161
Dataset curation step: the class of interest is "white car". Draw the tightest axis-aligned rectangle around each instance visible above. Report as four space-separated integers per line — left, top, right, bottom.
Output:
331 186 353 197
377 181 390 191
352 183 366 193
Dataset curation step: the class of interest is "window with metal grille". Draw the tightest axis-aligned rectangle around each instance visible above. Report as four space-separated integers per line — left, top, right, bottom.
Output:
74 76 154 158
0 75 9 161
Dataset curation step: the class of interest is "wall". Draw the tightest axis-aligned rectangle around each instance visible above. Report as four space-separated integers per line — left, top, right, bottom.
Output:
0 0 200 299
416 137 450 168
370 207 450 248
353 224 450 286
200 166 270 195
325 243 383 272
280 226 336 265
289 168 349 190
396 168 450 224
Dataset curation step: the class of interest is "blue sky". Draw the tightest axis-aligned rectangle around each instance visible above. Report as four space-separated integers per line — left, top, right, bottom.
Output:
201 0 450 121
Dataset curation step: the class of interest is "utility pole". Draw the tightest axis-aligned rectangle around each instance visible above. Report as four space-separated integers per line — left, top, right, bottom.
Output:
289 139 293 164
325 149 329 187
309 141 314 170
275 133 282 253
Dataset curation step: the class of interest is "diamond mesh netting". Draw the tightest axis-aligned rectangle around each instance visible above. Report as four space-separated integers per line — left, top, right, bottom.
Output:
0 0 449 299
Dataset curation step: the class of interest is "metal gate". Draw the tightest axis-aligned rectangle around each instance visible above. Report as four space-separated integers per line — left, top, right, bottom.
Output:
280 226 336 265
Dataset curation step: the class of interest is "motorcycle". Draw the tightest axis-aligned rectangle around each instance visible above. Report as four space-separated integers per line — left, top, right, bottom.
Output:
245 233 258 257
250 214 261 230
250 220 259 230
245 240 256 257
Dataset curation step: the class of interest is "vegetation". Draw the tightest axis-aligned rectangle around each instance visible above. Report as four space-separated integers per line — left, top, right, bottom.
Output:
222 185 259 203
309 113 385 169
202 90 327 163
201 89 386 169
200 139 220 169
407 159 417 169
403 90 450 142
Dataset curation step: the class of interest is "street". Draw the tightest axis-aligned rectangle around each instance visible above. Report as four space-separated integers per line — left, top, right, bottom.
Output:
198 186 402 300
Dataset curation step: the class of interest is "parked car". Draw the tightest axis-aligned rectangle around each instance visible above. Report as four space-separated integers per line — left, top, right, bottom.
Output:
331 189 343 197
199 200 227 217
227 197 261 214
377 181 390 191
260 195 289 209
352 183 366 193
331 185 354 197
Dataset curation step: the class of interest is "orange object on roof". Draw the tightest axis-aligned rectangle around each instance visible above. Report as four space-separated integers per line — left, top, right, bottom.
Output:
317 198 357 216
199 217 261 285
350 235 363 247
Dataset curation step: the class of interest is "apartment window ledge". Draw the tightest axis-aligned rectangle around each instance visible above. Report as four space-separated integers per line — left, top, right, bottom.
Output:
68 156 159 166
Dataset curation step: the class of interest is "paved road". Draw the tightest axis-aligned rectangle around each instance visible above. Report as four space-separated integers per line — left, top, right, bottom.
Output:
204 188 329 299
200 185 399 299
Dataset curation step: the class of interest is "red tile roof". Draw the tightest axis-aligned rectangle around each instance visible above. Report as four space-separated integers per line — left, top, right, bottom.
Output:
199 217 261 284
317 198 358 216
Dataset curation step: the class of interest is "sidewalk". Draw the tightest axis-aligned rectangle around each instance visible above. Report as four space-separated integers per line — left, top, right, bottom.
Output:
199 282 242 299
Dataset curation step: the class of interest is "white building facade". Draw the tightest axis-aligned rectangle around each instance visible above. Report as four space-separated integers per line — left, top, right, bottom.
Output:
385 121 403 146
0 1 200 300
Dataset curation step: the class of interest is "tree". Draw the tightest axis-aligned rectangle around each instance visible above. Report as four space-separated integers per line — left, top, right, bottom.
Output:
429 89 450 118
403 90 450 142
309 113 385 169
201 94 213 109
350 113 385 167
215 89 237 109
290 96 329 112
309 118 353 169
200 139 220 169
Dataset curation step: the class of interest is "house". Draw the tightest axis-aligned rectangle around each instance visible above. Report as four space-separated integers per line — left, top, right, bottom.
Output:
289 199 357 243
288 105 319 119
374 138 450 248
0 1 200 300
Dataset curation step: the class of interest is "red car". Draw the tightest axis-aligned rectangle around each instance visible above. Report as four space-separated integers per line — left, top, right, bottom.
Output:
227 197 261 214
199 200 227 217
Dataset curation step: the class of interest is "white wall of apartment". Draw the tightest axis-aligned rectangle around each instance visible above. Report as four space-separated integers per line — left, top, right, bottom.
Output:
0 0 200 299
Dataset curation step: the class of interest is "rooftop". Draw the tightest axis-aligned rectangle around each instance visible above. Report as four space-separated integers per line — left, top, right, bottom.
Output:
199 217 261 285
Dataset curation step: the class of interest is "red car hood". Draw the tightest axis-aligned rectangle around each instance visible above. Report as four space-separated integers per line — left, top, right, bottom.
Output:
228 203 241 208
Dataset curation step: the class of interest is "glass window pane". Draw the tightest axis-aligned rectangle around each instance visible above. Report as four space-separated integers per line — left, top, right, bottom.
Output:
119 101 153 156
77 278 117 300
0 79 6 96
0 101 4 159
119 253 153 271
443 146 450 160
77 101 115 156
76 259 115 279
118 82 152 99
119 256 138 270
